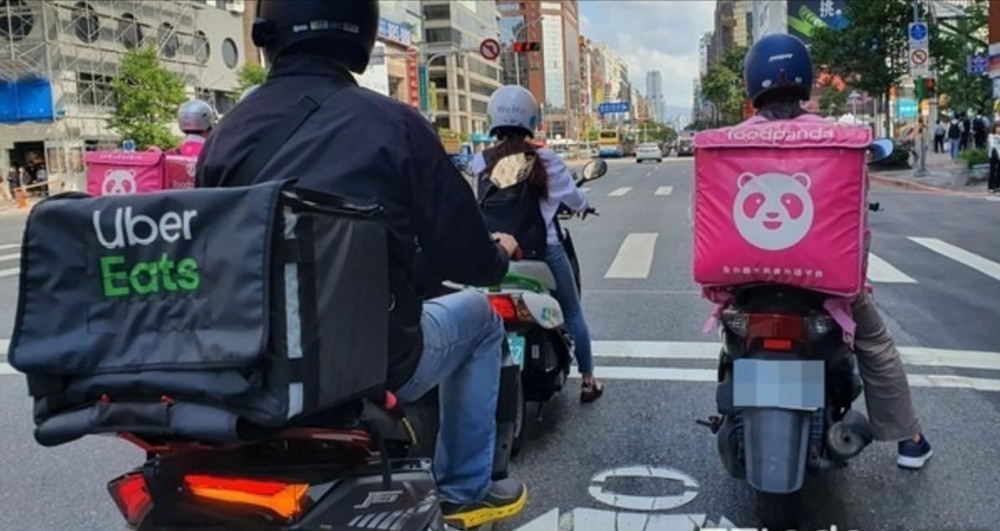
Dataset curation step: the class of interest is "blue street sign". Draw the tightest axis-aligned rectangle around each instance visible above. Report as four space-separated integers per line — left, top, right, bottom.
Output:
598 101 630 115
896 98 917 119
909 22 928 42
122 139 135 152
968 53 988 75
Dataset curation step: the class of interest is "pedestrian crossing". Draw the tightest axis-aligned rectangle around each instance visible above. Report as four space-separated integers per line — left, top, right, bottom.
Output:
599 184 673 197
0 243 18 280
598 232 1000 287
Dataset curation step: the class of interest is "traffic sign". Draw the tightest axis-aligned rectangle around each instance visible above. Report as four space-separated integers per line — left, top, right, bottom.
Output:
598 101 630 115
968 53 988 75
909 22 928 44
911 49 928 66
122 139 135 152
479 38 500 61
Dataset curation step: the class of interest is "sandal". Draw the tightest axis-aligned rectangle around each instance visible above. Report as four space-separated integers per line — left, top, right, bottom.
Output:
580 380 604 403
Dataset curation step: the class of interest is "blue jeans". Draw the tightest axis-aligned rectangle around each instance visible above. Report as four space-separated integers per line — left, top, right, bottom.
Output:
950 138 960 159
544 243 594 375
394 291 504 504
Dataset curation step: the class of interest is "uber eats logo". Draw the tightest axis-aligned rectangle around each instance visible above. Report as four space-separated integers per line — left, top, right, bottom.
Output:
92 207 201 297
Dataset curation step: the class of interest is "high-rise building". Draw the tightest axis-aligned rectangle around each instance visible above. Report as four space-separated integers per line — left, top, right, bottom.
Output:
699 33 712 77
0 0 246 190
497 0 581 140
711 0 735 65
645 70 665 124
422 0 502 138
733 0 753 48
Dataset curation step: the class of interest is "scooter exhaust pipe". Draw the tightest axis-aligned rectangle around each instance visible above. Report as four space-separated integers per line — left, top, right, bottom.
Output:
825 409 874 460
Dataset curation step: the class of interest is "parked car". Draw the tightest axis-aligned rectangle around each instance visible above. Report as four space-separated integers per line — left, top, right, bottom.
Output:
636 142 663 163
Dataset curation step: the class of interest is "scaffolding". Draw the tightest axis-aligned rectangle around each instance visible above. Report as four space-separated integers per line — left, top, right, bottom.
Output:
1 0 239 190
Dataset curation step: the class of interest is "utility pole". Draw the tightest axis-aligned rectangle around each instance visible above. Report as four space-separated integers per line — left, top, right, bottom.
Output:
914 0 929 176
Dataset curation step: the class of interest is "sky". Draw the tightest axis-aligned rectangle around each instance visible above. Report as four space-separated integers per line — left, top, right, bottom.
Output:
579 0 715 118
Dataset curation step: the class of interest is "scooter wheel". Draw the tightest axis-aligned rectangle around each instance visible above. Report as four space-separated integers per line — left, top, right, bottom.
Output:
756 489 802 530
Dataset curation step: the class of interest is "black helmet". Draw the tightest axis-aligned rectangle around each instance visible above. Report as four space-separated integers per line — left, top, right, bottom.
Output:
252 0 379 73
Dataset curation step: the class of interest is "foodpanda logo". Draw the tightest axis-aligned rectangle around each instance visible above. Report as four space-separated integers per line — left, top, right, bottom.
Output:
102 169 138 195
727 127 834 142
733 172 814 251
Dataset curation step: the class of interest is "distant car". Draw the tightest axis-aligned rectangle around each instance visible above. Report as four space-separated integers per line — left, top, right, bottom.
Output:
636 142 663 163
676 135 694 156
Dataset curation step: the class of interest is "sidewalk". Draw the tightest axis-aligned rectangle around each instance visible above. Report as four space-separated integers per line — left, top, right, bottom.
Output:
870 150 991 195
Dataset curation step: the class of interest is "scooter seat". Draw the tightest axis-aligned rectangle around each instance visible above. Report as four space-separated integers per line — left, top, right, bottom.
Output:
508 260 558 291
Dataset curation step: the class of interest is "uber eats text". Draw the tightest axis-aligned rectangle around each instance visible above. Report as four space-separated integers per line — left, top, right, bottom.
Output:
92 207 200 297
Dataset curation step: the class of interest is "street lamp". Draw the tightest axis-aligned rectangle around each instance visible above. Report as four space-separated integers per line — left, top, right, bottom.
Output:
848 90 861 117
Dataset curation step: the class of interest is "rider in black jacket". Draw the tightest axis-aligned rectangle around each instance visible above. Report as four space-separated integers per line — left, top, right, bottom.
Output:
196 1 528 526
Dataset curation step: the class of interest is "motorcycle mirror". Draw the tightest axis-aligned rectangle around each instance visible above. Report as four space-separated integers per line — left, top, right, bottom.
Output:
867 138 894 163
582 159 608 181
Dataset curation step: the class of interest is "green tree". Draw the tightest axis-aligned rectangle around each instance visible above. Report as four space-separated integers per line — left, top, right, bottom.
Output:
817 78 849 115
107 46 187 150
928 0 990 114
236 63 268 94
810 0 922 128
700 46 748 125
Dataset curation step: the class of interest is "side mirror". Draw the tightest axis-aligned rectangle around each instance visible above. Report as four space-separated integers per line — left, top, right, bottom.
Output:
581 159 608 182
867 138 894 163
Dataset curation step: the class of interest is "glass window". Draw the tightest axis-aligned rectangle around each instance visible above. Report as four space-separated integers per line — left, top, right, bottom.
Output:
541 15 565 109
423 4 449 19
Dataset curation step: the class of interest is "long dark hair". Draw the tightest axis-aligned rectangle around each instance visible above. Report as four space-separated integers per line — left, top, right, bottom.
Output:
482 126 549 199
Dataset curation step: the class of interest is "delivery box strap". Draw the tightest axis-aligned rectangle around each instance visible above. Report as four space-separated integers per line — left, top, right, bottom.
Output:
219 77 351 188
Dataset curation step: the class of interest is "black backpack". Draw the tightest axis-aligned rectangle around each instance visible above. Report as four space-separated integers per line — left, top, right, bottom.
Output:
476 152 549 260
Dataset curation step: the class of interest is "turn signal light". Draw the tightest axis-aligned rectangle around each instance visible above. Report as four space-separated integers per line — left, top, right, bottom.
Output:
108 473 153 527
184 475 309 520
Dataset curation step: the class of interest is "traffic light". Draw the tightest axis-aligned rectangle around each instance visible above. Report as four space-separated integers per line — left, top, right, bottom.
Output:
512 41 541 53
923 77 936 97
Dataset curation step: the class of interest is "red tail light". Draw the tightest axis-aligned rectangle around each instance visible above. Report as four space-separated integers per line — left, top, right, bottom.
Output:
748 314 804 341
184 475 309 520
762 338 794 351
488 295 518 321
108 473 153 527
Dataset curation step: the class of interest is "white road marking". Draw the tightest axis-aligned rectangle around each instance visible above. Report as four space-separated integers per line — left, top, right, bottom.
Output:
909 237 1000 282
608 187 632 197
0 253 19 262
0 243 19 251
0 267 18 279
984 196 1000 202
866 252 917 283
604 233 658 279
654 186 674 196
580 187 591 193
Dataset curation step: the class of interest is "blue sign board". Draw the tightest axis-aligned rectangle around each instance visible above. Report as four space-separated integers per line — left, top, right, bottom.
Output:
418 64 429 112
378 18 412 47
968 53 988 75
598 101 630 115
909 22 928 42
896 98 918 119
122 140 136 152
0 78 56 124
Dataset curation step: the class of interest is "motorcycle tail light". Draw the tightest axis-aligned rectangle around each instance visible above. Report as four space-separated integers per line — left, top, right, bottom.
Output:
488 294 531 323
184 475 310 521
108 472 153 527
721 309 748 336
748 313 804 342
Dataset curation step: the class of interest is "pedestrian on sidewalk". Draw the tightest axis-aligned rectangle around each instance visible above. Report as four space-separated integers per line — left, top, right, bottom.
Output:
989 123 1000 193
974 112 988 149
933 120 945 153
947 119 961 159
961 113 972 151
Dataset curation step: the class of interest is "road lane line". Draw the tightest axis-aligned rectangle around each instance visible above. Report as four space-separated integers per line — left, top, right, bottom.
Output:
655 186 674 196
866 253 917 283
0 267 18 279
0 253 19 262
0 243 19 251
604 233 658 279
581 187 591 193
909 237 1000 282
590 340 1000 371
608 187 632 197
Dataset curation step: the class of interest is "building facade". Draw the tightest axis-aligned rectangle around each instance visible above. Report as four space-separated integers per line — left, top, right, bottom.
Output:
422 0 502 138
0 0 246 190
733 0 753 48
645 70 665 124
710 0 735 65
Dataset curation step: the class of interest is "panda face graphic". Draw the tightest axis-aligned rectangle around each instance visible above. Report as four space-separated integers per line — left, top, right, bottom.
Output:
102 169 137 195
732 172 815 251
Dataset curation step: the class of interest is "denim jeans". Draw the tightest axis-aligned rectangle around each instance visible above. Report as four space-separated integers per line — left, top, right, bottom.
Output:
394 291 504 504
544 243 594 375
949 139 960 159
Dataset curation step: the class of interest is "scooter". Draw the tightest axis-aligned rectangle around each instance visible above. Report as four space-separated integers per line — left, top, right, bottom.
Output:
480 159 608 452
697 140 894 530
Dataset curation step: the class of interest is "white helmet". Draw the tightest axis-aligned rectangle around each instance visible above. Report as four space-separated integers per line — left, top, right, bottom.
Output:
486 85 539 137
177 99 217 133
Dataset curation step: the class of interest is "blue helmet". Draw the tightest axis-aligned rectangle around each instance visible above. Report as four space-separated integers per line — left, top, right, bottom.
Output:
744 33 813 108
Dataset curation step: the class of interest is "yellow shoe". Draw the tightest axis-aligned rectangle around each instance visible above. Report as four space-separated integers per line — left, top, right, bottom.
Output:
441 479 528 529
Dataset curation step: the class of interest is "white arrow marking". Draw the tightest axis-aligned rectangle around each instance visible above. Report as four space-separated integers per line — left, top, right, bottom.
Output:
514 508 560 531
588 465 700 512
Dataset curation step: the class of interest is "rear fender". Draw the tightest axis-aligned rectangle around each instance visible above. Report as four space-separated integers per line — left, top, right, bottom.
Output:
741 407 812 493
520 292 564 329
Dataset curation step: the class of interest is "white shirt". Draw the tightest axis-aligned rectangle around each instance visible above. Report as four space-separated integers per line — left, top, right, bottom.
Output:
471 147 589 245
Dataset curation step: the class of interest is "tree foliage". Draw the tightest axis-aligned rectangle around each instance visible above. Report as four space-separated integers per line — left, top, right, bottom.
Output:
236 63 268 94
107 46 187 150
700 46 748 125
928 0 990 114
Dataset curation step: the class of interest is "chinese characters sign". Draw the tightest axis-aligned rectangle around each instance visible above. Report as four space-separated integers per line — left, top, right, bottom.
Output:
378 18 412 47
786 0 849 44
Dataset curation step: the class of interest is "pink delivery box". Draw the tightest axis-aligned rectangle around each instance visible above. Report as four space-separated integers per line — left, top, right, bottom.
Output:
691 115 873 298
84 149 165 196
164 154 197 190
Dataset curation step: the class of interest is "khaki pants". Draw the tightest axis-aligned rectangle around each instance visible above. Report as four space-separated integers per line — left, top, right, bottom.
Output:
852 291 922 441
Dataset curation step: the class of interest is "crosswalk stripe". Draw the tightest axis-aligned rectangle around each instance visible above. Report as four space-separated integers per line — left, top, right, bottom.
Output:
866 252 917 283
0 243 18 251
654 186 674 196
604 233 657 279
581 187 591 193
608 187 632 197
984 196 1000 202
909 237 1000 282
0 267 18 279
0 253 19 262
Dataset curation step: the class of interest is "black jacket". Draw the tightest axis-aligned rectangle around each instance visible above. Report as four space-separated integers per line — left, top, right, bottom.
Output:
196 54 509 390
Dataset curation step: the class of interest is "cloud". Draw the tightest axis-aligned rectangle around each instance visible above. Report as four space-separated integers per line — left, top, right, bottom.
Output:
579 0 715 112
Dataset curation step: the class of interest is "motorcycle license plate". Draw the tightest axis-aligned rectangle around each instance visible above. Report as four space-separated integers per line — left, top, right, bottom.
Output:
507 334 526 368
732 359 825 410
